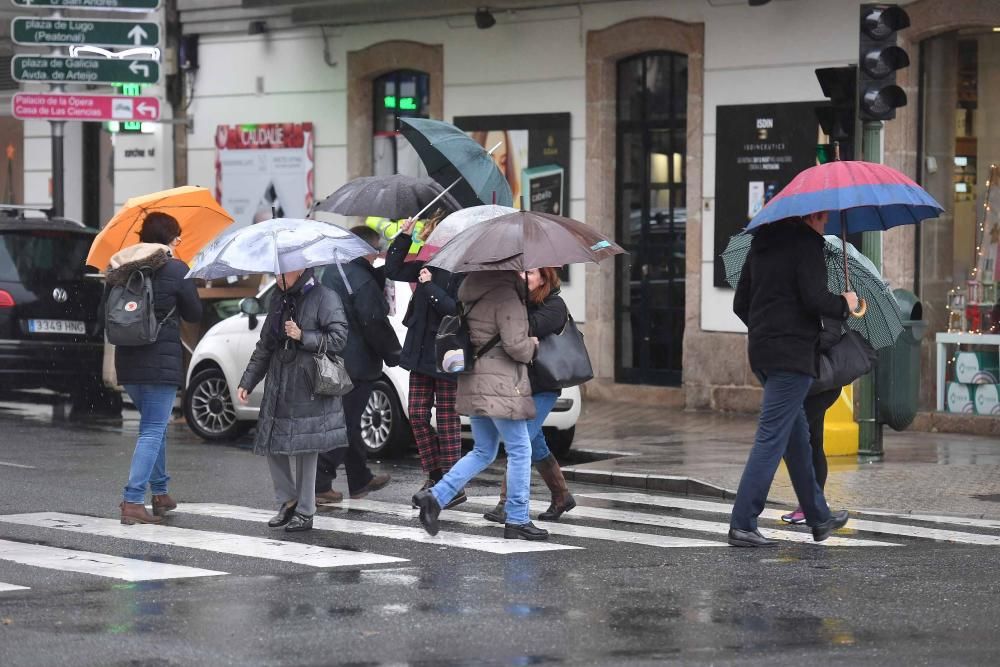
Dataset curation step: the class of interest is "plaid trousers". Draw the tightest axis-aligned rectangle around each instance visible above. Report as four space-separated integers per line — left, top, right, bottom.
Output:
408 371 461 475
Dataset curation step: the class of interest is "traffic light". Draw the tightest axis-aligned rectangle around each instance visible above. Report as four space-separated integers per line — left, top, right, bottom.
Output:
858 3 910 121
815 66 856 161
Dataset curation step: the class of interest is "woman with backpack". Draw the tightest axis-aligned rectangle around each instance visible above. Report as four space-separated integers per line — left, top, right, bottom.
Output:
385 213 467 507
105 212 202 525
484 267 576 524
237 267 349 533
412 270 550 542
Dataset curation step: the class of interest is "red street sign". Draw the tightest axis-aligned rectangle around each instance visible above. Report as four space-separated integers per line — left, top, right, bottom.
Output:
12 92 160 122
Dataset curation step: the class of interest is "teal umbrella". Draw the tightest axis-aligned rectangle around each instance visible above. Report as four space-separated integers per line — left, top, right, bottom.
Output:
399 118 513 209
721 231 904 350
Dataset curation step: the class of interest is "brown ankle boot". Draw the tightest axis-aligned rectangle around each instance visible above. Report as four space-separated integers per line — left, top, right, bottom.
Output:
120 501 163 525
536 455 576 521
483 476 507 523
151 494 177 516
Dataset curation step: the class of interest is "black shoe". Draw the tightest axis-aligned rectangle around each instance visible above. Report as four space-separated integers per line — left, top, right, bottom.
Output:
268 502 297 528
350 473 391 499
443 488 467 510
411 479 434 508
284 512 313 532
412 490 441 536
538 495 577 522
504 522 549 541
483 501 506 524
812 510 849 542
727 527 778 547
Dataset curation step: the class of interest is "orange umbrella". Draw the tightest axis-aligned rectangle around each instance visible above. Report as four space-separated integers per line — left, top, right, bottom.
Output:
86 186 235 270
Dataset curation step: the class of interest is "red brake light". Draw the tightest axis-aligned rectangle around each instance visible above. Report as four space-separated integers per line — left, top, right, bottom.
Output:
0 290 14 308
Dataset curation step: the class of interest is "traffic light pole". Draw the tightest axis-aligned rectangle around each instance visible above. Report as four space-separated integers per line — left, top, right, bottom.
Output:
858 119 884 457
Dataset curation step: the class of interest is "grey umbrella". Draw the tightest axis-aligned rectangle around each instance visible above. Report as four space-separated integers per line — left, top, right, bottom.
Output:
426 211 625 272
721 231 904 350
314 174 461 220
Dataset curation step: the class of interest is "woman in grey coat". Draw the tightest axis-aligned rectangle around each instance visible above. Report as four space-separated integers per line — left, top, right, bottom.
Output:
237 267 349 532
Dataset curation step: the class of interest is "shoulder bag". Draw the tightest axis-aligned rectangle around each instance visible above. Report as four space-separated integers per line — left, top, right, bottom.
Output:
533 315 594 389
311 334 354 396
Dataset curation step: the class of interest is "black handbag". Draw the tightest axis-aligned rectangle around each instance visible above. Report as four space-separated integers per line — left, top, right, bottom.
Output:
810 329 877 396
533 316 594 389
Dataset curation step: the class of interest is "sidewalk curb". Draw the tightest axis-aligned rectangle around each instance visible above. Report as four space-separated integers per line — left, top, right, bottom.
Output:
562 466 737 500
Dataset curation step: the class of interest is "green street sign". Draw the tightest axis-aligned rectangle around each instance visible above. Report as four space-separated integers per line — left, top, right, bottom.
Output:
12 55 160 85
12 17 160 48
11 0 161 9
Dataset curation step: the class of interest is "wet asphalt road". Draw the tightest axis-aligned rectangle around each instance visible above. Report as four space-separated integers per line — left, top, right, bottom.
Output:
0 397 999 666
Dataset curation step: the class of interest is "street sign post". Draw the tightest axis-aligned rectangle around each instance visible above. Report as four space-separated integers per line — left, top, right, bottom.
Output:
12 92 160 122
11 0 161 8
12 55 160 84
12 17 160 48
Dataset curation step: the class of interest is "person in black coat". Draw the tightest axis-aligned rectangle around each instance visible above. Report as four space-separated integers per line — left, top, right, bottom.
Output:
104 212 202 525
315 226 402 503
484 267 578 525
728 213 858 547
385 214 466 507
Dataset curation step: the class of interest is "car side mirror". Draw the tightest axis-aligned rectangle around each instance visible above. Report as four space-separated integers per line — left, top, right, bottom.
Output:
240 297 262 330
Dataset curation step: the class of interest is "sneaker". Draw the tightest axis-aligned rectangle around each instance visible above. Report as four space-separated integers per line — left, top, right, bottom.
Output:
443 488 467 510
781 507 806 525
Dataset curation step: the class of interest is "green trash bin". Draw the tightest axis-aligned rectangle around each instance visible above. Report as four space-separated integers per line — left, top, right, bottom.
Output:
877 289 927 431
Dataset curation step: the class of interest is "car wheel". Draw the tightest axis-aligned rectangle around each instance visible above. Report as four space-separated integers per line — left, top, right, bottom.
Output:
360 378 410 458
543 426 575 458
184 367 250 441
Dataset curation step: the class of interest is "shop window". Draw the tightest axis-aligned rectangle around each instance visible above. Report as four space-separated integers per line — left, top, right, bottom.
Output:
372 70 430 176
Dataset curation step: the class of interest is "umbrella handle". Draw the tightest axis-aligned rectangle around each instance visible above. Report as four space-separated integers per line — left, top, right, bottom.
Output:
850 297 868 319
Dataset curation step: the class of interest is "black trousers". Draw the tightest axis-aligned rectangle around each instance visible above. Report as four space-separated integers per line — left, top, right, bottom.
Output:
799 388 841 490
316 380 374 496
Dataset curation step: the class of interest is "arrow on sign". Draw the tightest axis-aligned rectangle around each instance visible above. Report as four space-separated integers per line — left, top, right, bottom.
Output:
127 25 148 46
128 61 150 78
136 102 157 118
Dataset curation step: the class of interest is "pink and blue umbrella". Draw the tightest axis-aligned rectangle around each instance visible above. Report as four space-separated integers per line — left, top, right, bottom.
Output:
746 160 943 234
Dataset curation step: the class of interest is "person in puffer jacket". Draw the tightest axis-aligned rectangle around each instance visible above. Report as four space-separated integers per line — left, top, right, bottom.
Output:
104 212 202 526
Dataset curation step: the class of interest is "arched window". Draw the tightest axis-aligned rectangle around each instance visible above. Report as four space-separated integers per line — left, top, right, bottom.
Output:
615 51 688 386
372 70 430 175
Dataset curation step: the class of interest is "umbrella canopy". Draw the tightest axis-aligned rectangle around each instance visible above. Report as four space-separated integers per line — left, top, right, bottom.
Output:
721 231 904 349
186 218 374 280
86 186 234 270
424 204 518 248
399 118 513 208
315 175 461 220
426 211 624 273
747 161 943 234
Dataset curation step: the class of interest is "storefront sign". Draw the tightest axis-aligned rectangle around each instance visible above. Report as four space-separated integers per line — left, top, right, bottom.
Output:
11 92 160 121
214 123 315 228
11 0 161 8
712 102 823 287
12 55 160 84
11 17 160 47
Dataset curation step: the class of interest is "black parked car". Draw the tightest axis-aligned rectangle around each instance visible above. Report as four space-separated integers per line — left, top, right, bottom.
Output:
0 207 120 412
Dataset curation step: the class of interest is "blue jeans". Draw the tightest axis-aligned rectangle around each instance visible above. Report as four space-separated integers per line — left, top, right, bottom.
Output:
729 371 832 532
528 392 559 463
122 384 177 504
432 416 532 525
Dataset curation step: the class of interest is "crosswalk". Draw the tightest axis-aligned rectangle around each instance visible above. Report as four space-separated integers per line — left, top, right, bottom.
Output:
1 491 998 594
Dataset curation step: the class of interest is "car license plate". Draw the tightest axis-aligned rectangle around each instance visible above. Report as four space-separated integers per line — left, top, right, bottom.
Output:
28 319 86 335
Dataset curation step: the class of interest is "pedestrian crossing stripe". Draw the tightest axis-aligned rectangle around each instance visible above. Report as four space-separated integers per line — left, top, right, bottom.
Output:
0 538 224 582
576 493 1000 546
0 581 30 592
0 513 406 568
858 510 1000 532
175 503 579 555
463 497 900 547
339 499 728 549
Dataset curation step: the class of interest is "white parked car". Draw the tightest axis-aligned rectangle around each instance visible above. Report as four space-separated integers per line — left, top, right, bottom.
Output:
183 272 581 457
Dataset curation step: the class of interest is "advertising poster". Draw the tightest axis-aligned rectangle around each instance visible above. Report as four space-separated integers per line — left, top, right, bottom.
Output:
453 112 571 278
215 122 314 228
712 102 822 286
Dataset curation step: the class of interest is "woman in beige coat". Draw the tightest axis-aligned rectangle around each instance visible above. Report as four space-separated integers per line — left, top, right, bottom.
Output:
412 270 549 541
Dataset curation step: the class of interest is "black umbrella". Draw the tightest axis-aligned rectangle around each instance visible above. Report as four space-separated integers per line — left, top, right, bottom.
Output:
399 118 513 208
314 174 461 219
